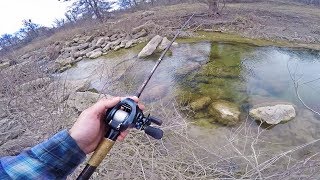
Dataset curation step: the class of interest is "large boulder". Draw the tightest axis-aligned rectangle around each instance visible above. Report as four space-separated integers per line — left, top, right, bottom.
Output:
190 97 212 111
138 35 163 58
209 101 241 126
249 104 296 124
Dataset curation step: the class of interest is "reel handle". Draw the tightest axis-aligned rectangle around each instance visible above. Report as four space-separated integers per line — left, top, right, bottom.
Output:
148 116 163 126
144 126 163 140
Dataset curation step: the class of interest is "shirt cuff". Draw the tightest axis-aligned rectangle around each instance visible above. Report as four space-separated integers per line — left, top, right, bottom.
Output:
31 130 86 176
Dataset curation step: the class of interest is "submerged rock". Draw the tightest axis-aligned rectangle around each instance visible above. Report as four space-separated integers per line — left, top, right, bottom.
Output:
142 84 168 101
176 62 201 76
249 104 296 124
209 101 240 126
138 35 163 58
190 96 212 111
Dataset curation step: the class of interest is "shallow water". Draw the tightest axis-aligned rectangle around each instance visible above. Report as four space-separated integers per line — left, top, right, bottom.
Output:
60 41 320 150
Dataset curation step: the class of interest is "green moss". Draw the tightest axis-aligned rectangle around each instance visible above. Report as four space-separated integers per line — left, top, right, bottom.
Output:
194 118 218 129
178 31 320 50
177 31 290 47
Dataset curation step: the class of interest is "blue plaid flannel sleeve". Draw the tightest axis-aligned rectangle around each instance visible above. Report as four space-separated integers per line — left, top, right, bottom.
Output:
0 130 86 179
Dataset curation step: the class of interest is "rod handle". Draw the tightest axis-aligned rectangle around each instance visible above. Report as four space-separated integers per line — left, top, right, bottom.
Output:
88 138 115 167
77 138 115 180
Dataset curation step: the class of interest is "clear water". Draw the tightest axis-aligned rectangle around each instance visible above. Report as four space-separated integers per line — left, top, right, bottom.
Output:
59 41 320 149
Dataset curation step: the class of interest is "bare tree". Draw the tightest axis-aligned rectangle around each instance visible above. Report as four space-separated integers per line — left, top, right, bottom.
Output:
60 0 113 21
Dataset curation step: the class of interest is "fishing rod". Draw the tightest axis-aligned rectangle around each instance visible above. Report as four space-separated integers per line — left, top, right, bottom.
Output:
76 14 194 180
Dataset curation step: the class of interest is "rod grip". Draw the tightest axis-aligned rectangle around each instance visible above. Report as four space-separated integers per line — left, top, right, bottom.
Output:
88 138 115 167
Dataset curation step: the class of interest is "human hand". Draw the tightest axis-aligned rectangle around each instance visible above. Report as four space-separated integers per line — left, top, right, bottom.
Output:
69 96 145 154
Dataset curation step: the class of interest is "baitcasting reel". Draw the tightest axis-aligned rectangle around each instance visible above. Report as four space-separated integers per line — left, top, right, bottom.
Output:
105 98 163 140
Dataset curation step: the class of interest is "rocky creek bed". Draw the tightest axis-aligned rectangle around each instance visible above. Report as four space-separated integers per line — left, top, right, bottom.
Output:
55 37 320 152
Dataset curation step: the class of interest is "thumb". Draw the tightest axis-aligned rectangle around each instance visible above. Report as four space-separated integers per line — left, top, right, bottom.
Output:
91 97 121 114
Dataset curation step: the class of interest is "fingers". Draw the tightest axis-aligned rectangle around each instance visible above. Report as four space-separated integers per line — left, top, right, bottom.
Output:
90 97 121 114
117 130 129 141
121 96 145 110
90 96 145 115
121 96 139 102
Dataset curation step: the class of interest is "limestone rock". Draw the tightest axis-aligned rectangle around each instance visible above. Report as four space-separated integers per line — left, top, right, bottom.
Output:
157 37 178 52
120 40 128 48
76 43 90 51
96 37 106 47
19 77 52 92
0 62 10 70
190 97 212 111
125 40 136 49
209 101 241 126
72 50 87 59
110 39 122 47
138 35 163 58
103 43 111 52
85 36 94 43
110 34 119 41
46 80 91 102
133 29 148 39
249 104 296 124
113 45 121 51
132 20 156 34
86 49 103 59
55 57 73 67
67 92 111 112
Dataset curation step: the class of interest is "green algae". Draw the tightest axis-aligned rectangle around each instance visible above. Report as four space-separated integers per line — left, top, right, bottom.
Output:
178 31 320 50
177 31 290 47
176 42 251 126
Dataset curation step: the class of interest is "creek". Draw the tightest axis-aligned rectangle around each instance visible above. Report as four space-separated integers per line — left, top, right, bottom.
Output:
59 40 320 153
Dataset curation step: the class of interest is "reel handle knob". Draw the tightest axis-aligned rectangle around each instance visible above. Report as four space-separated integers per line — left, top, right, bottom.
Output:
148 116 163 126
144 126 163 140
